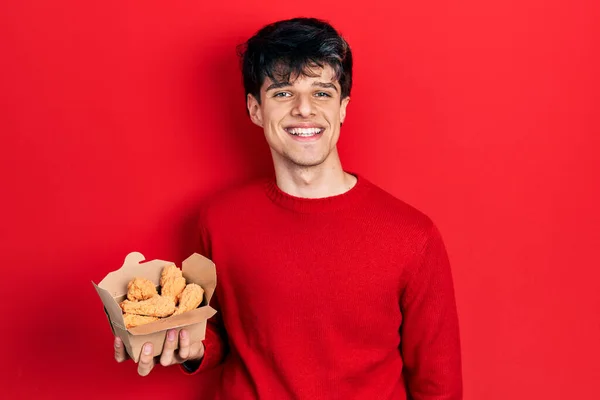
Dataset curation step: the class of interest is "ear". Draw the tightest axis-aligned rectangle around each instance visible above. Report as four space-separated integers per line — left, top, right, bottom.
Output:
340 96 350 124
247 93 263 127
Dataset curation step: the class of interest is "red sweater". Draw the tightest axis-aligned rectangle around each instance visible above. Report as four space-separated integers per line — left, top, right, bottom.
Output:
185 173 462 399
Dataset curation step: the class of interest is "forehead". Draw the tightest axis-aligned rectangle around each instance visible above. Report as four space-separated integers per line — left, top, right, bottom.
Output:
261 64 338 89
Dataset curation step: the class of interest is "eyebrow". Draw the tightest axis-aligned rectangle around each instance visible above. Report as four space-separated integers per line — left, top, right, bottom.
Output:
312 82 339 92
265 81 292 91
265 81 339 93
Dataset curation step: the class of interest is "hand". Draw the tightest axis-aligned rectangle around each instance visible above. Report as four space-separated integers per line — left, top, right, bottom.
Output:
113 329 205 376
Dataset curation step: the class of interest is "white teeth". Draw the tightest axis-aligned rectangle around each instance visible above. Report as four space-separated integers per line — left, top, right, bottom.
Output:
287 127 322 136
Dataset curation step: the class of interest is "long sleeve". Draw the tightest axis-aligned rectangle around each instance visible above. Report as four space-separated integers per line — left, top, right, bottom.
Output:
179 175 460 397
400 223 463 399
181 222 228 374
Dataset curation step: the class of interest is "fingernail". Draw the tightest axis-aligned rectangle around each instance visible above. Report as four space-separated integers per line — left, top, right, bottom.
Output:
180 330 187 340
143 344 152 355
168 330 176 341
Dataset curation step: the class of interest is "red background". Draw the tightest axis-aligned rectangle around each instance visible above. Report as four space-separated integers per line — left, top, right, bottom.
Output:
1 1 599 399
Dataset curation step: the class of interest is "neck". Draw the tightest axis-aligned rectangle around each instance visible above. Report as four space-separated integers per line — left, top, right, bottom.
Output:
272 149 357 198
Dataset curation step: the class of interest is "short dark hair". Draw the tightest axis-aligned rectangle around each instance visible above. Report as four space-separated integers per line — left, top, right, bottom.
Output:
237 17 353 103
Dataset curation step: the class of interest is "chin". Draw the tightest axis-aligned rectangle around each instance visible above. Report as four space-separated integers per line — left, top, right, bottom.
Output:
288 155 328 168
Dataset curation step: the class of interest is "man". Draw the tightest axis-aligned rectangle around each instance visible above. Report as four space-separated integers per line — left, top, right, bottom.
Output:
114 17 462 399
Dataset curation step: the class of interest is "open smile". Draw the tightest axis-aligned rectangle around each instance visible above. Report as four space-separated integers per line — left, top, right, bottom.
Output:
284 126 325 137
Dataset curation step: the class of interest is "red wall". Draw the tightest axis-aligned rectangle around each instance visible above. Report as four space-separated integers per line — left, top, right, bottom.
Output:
2 1 598 399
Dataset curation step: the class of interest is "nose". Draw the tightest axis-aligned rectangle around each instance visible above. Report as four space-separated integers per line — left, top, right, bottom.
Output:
291 94 316 118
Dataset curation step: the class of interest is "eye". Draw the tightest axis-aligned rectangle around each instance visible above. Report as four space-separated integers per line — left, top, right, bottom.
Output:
315 92 332 98
273 92 292 98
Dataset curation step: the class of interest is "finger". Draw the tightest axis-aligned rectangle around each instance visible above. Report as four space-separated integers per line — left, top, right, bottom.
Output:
137 343 155 376
114 337 128 363
159 329 178 367
178 329 191 360
186 340 205 363
192 340 205 360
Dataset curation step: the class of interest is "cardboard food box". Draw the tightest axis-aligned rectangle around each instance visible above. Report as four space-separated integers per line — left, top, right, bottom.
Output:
93 252 217 362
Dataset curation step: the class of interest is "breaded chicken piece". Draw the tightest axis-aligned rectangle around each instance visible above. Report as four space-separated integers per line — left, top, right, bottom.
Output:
120 295 176 317
123 313 159 329
173 283 204 316
160 264 186 303
126 277 158 301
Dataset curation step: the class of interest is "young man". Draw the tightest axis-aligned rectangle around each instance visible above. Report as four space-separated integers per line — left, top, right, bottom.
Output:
114 17 463 399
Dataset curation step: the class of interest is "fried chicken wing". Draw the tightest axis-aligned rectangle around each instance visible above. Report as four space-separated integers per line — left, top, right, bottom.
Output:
173 283 204 316
120 295 176 317
160 264 186 303
123 313 159 328
126 277 158 301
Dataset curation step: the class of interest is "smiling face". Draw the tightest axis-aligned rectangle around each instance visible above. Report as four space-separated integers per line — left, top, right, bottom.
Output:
247 65 350 170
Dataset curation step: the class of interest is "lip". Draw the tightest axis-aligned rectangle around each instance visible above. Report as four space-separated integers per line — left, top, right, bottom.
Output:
283 123 326 130
283 124 325 141
283 125 326 136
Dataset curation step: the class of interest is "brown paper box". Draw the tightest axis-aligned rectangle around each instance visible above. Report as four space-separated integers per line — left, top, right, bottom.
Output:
92 252 217 362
